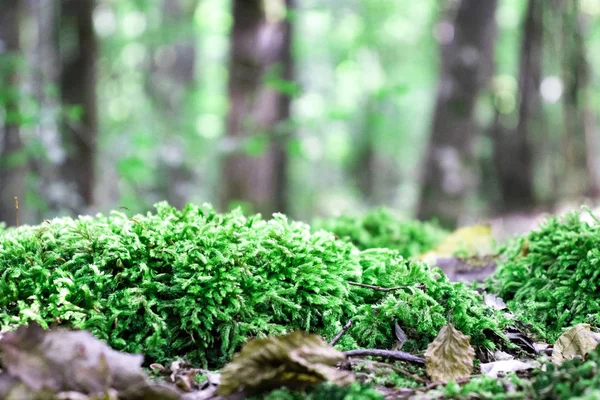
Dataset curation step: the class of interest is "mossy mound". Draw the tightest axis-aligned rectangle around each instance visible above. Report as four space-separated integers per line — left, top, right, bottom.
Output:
255 382 384 400
491 211 600 340
1 203 505 367
312 208 448 258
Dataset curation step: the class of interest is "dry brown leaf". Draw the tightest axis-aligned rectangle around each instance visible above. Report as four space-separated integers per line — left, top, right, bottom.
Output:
0 323 181 400
552 324 599 365
425 324 475 383
217 331 353 396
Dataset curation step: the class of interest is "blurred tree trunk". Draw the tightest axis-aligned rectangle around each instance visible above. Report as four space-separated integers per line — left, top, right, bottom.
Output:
0 0 26 226
221 0 294 216
59 0 97 212
147 0 196 209
491 0 542 213
417 0 498 228
28 0 62 219
561 1 600 198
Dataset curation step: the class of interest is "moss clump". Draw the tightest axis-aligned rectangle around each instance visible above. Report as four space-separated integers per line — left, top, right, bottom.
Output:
491 211 600 340
1 203 506 367
350 249 508 352
531 346 600 399
312 208 448 258
255 382 384 400
0 202 360 366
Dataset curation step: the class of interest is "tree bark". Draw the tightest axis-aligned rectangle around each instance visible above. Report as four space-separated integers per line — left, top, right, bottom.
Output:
491 0 542 213
0 0 26 226
417 0 498 228
221 0 293 217
59 0 97 212
561 0 599 198
147 0 197 209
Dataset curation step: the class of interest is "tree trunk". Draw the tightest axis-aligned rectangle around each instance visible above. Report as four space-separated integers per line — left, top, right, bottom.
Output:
59 0 97 212
561 0 599 198
491 0 542 213
27 0 62 218
147 0 197 209
221 0 293 217
417 0 498 228
0 0 26 226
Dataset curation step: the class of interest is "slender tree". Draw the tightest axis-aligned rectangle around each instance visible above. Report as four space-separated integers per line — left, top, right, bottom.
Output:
59 0 98 212
561 0 600 198
0 0 26 226
417 0 498 227
491 0 542 213
221 0 294 216
147 0 197 209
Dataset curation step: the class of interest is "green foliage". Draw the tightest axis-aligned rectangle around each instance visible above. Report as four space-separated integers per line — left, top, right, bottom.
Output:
349 248 508 352
312 208 448 258
531 346 600 399
439 374 525 399
1 203 506 367
255 382 384 400
0 202 360 366
491 211 600 340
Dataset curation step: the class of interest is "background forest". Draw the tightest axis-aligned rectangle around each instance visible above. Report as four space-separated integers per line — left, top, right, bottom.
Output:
1 0 599 229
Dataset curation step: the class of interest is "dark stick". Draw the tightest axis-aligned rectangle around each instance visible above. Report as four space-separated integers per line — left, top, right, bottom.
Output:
344 349 425 365
329 320 352 346
347 281 423 293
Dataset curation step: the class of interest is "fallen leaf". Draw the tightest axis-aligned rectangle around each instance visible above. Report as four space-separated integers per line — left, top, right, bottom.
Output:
217 331 353 396
484 294 507 310
480 359 537 378
425 324 475 383
393 322 408 350
418 224 494 263
0 323 181 400
553 324 599 365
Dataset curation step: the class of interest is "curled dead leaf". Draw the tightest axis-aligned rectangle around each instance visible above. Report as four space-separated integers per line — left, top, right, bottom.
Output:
552 324 599 365
425 324 475 383
217 331 353 396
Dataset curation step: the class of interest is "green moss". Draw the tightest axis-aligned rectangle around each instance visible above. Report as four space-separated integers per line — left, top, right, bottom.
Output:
491 211 600 340
312 208 448 258
350 249 508 352
1 203 506 367
0 202 360 366
531 346 600 399
255 382 384 400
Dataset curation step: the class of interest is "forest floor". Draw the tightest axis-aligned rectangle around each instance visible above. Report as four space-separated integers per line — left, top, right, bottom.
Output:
1 202 600 400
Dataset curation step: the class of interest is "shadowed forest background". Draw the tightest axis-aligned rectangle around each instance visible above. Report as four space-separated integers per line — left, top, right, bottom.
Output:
1 0 599 229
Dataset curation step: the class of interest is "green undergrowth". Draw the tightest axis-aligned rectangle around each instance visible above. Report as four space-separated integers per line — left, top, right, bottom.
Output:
1 202 506 367
491 210 600 341
254 382 384 400
312 208 448 258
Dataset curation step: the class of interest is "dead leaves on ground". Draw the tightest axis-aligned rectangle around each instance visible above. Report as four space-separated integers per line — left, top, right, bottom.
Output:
217 331 353 396
424 324 474 383
552 324 599 365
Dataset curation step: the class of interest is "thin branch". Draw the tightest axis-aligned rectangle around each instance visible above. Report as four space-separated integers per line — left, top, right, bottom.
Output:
329 320 352 346
349 359 427 384
344 349 425 365
347 281 424 293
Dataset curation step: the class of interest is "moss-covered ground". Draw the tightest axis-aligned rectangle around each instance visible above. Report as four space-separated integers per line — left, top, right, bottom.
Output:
1 204 599 399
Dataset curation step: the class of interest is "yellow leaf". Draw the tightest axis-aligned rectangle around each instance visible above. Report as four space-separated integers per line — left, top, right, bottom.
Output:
425 324 475 383
417 224 494 264
217 331 353 396
553 324 599 365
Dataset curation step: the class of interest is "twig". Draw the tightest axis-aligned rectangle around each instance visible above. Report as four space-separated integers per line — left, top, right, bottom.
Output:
329 319 352 346
347 281 423 293
344 349 425 365
350 359 427 384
